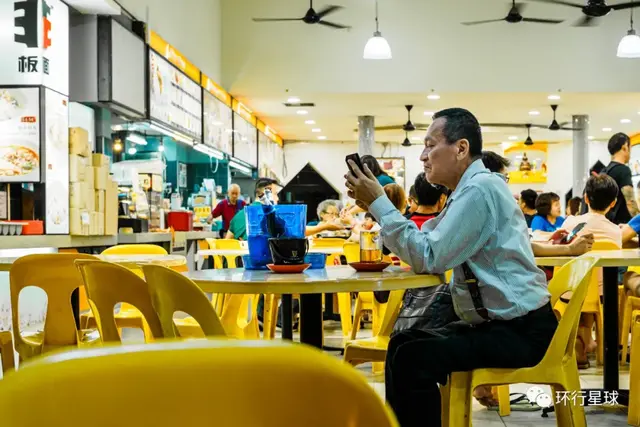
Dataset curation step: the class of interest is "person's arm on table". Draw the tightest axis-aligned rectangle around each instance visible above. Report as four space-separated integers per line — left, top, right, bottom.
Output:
304 222 345 236
621 214 640 244
208 201 225 224
531 233 594 257
369 185 495 274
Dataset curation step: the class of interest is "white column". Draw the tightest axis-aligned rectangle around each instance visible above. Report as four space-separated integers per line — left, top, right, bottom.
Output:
572 115 590 197
358 116 375 155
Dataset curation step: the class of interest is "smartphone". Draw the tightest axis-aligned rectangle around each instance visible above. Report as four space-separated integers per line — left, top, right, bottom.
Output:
345 153 363 174
563 222 587 244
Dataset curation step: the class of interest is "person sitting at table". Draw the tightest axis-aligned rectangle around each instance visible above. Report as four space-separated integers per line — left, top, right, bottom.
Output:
566 196 583 217
309 199 343 227
519 189 538 228
407 172 447 228
531 192 565 233
346 107 557 427
406 184 418 217
362 154 395 186
561 174 621 369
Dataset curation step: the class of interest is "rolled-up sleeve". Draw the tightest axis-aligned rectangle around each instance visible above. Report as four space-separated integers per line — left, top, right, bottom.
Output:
369 184 496 274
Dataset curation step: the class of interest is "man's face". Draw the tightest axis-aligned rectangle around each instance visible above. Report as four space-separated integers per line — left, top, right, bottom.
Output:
228 187 240 203
420 118 462 188
321 205 339 222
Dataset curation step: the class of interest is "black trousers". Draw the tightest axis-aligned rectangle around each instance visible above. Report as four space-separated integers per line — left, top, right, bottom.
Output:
385 302 558 427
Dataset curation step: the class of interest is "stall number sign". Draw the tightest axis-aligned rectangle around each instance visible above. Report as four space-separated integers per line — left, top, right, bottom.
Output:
0 0 69 95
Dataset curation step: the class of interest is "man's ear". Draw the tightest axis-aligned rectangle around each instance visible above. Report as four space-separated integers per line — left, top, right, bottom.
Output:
457 139 470 160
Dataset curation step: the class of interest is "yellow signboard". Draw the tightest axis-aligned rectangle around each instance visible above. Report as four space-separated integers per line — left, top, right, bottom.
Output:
232 99 257 126
503 142 548 184
149 31 200 82
257 119 283 146
201 74 231 107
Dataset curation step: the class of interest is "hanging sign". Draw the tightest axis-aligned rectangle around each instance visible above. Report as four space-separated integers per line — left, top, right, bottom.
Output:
503 142 548 184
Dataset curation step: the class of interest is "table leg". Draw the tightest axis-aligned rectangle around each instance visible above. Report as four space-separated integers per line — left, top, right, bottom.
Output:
603 266 620 391
300 293 323 349
281 294 293 341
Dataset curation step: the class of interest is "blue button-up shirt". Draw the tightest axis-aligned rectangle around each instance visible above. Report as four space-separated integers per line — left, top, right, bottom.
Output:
369 159 549 322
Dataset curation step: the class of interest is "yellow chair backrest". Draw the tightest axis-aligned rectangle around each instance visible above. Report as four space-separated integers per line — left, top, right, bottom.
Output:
311 237 346 248
102 244 168 255
207 239 242 268
544 255 599 366
343 242 359 264
75 260 164 343
585 240 619 308
10 254 98 358
0 341 398 427
141 265 226 338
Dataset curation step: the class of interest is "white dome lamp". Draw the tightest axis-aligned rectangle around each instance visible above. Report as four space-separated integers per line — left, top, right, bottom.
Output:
618 8 640 58
363 0 392 60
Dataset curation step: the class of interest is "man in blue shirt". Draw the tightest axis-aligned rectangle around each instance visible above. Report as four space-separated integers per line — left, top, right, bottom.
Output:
346 108 557 427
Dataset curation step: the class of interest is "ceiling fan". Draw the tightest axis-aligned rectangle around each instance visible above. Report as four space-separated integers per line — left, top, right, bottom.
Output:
527 0 640 26
252 0 350 29
525 124 534 145
368 105 430 132
402 132 412 146
462 0 564 25
482 105 580 131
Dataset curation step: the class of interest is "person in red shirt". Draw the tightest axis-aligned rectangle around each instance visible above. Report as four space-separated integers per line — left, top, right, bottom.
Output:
208 184 245 236
407 173 447 229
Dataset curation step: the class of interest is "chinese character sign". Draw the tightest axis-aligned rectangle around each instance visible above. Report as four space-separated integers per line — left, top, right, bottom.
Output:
0 0 69 95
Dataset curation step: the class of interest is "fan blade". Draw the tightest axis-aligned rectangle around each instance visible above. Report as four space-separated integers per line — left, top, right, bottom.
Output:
481 123 548 129
522 17 564 24
253 18 303 22
526 0 584 8
374 125 406 131
611 1 640 10
560 126 582 131
316 5 342 18
461 18 506 25
318 20 350 29
573 15 598 27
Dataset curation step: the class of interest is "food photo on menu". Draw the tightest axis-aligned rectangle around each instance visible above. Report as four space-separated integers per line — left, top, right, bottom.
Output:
0 88 41 182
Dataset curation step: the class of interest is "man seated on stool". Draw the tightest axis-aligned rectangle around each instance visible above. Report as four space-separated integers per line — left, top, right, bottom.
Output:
346 108 557 427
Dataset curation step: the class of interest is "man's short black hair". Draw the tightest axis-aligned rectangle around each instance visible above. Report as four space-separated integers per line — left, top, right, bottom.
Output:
432 108 483 157
608 132 630 155
481 151 511 173
255 177 278 195
535 192 560 217
414 173 446 207
520 189 538 210
585 174 619 211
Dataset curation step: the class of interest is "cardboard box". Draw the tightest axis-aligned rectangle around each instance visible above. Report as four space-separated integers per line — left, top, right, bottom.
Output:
85 183 95 211
95 190 105 213
92 153 109 167
104 179 118 235
69 155 87 182
70 208 90 236
85 164 95 189
69 127 90 157
97 212 105 235
69 183 82 209
94 166 108 190
90 212 100 235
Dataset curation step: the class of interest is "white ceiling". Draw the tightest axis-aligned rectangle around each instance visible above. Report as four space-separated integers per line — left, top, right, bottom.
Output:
221 0 640 143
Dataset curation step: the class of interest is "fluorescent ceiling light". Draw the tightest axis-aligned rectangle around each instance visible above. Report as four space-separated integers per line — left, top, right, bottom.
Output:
149 123 194 146
126 133 148 146
287 96 301 103
194 144 225 160
602 127 613 132
127 147 137 155
424 111 434 116
548 94 561 100
229 160 253 175
311 128 321 132
318 136 327 140
427 93 440 100
508 136 518 141
621 118 631 124
296 110 309 115
529 110 540 116
588 136 594 140
305 120 316 125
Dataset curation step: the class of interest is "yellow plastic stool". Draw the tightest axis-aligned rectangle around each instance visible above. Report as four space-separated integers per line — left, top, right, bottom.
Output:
447 256 599 427
0 340 398 427
629 310 640 426
142 264 226 338
75 260 164 343
10 254 99 362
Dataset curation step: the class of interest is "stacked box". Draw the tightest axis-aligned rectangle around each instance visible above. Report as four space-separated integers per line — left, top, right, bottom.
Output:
95 190 105 213
94 165 108 190
69 128 90 157
69 155 88 182
70 208 90 236
104 178 118 235
92 153 109 167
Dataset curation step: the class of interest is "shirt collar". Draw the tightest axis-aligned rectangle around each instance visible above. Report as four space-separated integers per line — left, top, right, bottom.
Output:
446 159 488 206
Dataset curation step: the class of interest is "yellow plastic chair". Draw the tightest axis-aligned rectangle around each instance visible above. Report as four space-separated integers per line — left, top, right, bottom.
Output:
344 289 405 368
629 310 640 426
141 264 227 338
447 255 599 426
81 245 169 335
0 340 398 427
207 238 242 269
0 331 15 373
620 265 640 366
220 294 261 339
10 254 99 362
75 260 164 343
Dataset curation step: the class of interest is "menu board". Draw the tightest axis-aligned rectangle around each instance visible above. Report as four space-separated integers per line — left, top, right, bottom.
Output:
258 131 275 167
233 113 257 167
0 88 41 182
44 89 69 234
149 50 202 141
203 90 232 154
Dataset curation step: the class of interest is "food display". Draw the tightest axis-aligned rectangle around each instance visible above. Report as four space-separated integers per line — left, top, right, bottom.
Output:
149 50 202 141
0 88 40 182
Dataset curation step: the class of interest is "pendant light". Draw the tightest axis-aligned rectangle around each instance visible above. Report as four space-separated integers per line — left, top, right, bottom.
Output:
618 7 640 58
363 0 392 60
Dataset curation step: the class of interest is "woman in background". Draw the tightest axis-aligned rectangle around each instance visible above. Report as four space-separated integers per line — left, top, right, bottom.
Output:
566 197 582 217
361 155 395 186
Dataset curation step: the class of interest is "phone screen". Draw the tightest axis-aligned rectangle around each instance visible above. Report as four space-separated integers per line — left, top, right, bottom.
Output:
564 222 587 244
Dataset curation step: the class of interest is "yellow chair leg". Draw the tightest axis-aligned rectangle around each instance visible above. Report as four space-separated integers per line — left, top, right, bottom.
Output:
337 292 352 337
0 331 15 373
629 321 640 426
496 385 511 417
622 299 633 366
349 297 364 341
263 294 278 340
448 372 472 427
440 381 451 427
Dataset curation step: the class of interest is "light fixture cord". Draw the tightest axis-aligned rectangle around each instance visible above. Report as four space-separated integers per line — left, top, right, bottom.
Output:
375 0 380 32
